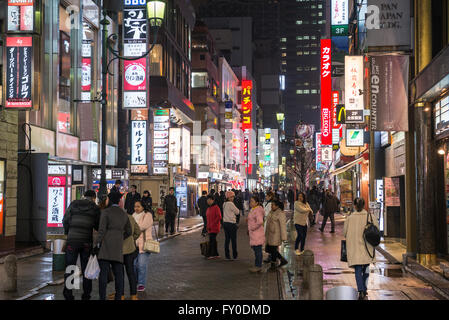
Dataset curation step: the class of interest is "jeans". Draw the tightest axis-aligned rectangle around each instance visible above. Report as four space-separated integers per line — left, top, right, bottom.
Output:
208 233 219 257
252 245 263 268
134 252 151 287
165 214 176 234
265 245 284 262
295 224 308 251
223 222 238 259
354 264 370 292
63 242 92 300
123 250 138 295
321 212 335 231
98 260 124 300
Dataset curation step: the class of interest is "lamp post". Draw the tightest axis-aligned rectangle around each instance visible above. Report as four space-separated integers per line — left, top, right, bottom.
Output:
98 1 166 201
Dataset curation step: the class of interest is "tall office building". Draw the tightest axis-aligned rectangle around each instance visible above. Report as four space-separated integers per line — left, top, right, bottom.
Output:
281 0 328 135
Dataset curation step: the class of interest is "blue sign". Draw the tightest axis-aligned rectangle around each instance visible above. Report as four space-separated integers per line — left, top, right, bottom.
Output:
125 0 147 6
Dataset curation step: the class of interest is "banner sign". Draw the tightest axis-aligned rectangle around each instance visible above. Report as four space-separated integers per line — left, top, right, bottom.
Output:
153 109 170 175
316 133 327 171
182 127 191 172
370 55 409 132
385 177 400 207
241 80 253 174
331 0 348 36
336 105 346 124
320 39 332 145
367 0 411 48
131 120 147 167
47 176 67 228
169 128 181 165
5 36 33 109
123 0 148 109
7 0 34 32
345 56 364 123
346 129 364 147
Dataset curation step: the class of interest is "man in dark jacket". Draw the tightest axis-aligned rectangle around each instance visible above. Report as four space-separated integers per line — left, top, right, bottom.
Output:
124 185 141 215
233 190 244 222
259 190 265 204
63 190 101 300
287 189 294 210
96 191 132 300
164 187 178 235
198 191 209 235
319 190 339 233
111 180 122 194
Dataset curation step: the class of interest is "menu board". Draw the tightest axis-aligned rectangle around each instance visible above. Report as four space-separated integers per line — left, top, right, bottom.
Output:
384 177 400 207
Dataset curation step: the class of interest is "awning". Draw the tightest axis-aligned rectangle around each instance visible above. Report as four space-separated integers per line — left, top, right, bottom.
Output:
330 157 365 177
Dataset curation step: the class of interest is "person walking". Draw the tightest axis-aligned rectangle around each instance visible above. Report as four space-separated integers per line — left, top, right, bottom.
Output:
124 185 141 215
262 191 275 264
198 191 209 236
164 187 178 235
319 189 339 233
265 199 288 270
234 190 244 220
259 189 265 204
344 198 379 300
141 190 153 217
133 200 154 292
111 180 122 194
243 189 250 214
218 191 226 219
62 190 101 300
222 191 239 260
247 195 265 273
96 192 132 300
308 186 320 226
294 192 313 255
287 189 294 211
206 195 222 259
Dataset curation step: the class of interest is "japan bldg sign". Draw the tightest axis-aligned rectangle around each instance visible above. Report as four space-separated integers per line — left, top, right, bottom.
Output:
320 39 332 146
5 36 33 109
123 0 149 109
131 120 148 173
241 80 253 174
7 0 34 32
345 56 364 123
331 0 348 36
47 176 67 228
153 109 170 175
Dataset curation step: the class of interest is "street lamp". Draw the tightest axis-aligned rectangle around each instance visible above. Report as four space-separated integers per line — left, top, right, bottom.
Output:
98 2 166 200
276 112 285 124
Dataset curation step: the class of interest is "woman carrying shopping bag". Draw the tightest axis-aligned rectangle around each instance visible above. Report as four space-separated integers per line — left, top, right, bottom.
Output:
247 195 265 273
265 199 288 270
294 192 313 256
133 201 154 292
343 197 379 300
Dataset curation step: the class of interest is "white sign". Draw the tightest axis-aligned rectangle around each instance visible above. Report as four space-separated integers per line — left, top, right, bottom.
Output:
154 154 168 161
332 129 340 145
345 56 364 123
322 147 333 162
154 147 168 154
131 121 147 165
182 127 191 172
169 128 181 165
346 129 364 147
82 43 91 57
48 165 66 175
124 43 147 57
332 0 348 25
154 122 170 131
47 187 65 226
124 92 147 109
154 139 169 147
154 130 169 139
154 116 170 123
153 167 168 175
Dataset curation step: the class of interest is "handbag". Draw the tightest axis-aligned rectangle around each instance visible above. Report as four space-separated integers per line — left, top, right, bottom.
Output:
142 214 160 254
200 239 210 257
363 212 381 259
340 240 348 262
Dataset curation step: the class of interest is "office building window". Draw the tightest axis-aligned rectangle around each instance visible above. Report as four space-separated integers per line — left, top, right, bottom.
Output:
192 72 209 88
150 44 163 76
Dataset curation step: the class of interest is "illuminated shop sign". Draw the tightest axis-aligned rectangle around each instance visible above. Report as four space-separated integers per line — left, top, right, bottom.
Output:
47 176 67 228
7 0 34 32
153 109 170 175
131 120 147 165
345 56 364 123
241 80 253 174
5 36 33 109
320 39 332 145
331 0 348 36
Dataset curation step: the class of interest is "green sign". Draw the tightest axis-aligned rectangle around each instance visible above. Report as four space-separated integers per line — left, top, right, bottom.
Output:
332 25 348 36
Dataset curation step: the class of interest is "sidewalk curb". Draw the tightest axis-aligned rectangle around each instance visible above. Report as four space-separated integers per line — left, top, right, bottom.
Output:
375 246 402 265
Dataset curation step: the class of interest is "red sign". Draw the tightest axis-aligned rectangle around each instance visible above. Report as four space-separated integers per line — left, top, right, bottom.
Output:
81 58 92 92
241 80 253 174
48 176 67 187
47 176 67 228
124 58 147 91
320 39 332 146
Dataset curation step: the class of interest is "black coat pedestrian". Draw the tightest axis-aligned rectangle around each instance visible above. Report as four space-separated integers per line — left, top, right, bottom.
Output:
141 195 153 211
124 192 141 215
198 195 208 217
164 194 178 216
323 194 339 215
63 199 101 244
96 206 132 263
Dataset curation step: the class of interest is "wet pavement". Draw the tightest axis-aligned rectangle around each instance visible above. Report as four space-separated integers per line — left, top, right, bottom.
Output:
1 212 445 300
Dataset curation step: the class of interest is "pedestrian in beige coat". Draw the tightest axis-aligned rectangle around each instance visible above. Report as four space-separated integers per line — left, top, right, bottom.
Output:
265 199 288 270
294 192 313 256
343 198 379 300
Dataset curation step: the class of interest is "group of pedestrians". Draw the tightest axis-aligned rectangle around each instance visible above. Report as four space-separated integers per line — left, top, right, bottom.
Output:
62 184 156 300
198 188 289 273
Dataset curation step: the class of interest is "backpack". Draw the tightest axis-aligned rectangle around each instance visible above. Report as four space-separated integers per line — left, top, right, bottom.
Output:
363 212 381 259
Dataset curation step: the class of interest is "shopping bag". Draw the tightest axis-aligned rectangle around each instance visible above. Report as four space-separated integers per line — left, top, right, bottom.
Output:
200 241 210 257
340 240 348 262
84 255 100 280
143 224 160 254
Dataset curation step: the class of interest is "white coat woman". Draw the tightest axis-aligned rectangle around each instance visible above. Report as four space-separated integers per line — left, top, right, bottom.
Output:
343 198 379 300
